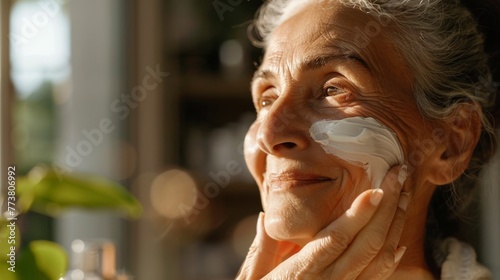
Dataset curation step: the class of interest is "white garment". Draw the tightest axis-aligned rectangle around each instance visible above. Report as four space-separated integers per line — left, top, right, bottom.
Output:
438 238 493 280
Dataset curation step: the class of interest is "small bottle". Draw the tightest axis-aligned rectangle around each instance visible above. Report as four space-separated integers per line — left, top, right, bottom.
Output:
62 239 131 280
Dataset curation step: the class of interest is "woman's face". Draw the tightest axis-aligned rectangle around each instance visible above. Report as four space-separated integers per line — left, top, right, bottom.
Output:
244 1 431 245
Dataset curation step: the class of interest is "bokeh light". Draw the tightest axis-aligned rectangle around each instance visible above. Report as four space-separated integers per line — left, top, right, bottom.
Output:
219 39 243 67
150 169 198 219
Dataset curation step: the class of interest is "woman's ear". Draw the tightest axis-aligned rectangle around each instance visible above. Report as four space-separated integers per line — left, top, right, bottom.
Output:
426 103 482 186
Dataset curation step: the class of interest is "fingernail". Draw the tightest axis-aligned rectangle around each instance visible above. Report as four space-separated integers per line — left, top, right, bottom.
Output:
394 246 407 263
398 192 410 211
398 164 407 185
370 189 384 206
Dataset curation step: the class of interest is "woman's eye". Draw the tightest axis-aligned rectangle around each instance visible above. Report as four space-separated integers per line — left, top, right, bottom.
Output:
325 86 345 96
322 83 355 103
255 87 277 110
260 98 273 107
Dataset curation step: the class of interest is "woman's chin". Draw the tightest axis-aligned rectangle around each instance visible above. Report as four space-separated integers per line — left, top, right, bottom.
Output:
261 180 354 245
264 209 322 246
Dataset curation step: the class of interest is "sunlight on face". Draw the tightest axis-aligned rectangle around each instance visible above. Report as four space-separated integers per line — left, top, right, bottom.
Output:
244 1 427 245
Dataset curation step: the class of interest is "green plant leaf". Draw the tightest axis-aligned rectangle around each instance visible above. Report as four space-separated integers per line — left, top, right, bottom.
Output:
17 165 142 218
17 240 67 280
0 261 18 280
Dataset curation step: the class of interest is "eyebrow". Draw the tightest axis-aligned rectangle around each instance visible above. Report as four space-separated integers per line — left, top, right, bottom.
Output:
305 54 368 70
252 53 369 84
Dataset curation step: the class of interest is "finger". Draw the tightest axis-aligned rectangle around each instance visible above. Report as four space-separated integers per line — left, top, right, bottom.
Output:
360 246 407 280
270 188 384 278
325 164 406 279
356 192 410 279
237 212 280 279
373 246 407 279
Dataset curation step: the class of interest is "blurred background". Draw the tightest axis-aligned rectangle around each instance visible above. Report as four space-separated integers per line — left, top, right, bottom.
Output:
0 0 498 279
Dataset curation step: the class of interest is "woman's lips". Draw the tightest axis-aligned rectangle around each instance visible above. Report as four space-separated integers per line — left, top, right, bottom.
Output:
266 172 336 190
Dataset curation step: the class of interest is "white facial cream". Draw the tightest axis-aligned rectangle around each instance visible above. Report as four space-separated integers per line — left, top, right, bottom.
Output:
309 117 404 189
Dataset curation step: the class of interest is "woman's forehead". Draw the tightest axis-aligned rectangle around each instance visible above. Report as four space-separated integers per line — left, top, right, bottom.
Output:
260 2 411 88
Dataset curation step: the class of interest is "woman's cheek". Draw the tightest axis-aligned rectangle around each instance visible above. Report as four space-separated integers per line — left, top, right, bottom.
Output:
244 121 266 188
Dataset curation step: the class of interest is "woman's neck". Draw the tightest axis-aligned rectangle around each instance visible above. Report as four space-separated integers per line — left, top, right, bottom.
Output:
394 179 437 279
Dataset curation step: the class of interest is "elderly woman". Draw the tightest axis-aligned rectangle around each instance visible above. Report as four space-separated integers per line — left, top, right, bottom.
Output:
237 0 499 279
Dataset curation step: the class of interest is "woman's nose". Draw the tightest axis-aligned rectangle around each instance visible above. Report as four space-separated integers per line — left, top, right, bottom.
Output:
256 98 309 156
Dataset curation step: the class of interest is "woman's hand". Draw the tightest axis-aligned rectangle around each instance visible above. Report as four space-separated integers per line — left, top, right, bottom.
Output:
237 165 409 280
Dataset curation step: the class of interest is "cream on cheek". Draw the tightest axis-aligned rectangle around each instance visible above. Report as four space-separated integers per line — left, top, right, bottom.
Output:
309 117 404 189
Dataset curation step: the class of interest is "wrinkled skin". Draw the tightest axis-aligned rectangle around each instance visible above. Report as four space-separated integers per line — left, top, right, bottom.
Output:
239 1 481 279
